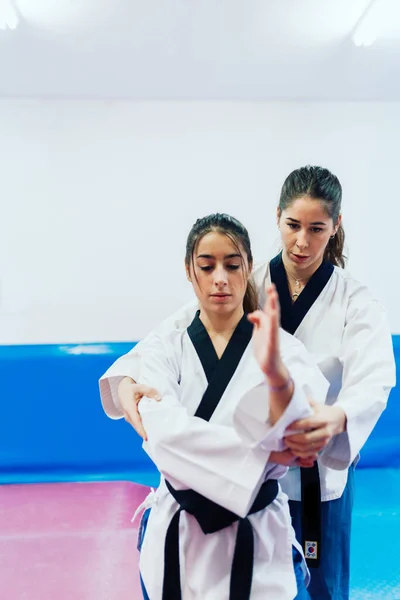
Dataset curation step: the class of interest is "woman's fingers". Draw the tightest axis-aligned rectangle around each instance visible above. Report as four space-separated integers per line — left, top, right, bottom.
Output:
247 310 263 327
269 449 298 466
285 439 328 454
298 457 318 468
133 384 162 401
285 428 331 453
285 438 327 455
124 405 148 441
264 285 280 352
291 449 321 460
122 383 162 441
263 284 280 317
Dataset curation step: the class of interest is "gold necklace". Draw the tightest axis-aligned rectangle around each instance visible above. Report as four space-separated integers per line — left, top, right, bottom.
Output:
287 275 306 302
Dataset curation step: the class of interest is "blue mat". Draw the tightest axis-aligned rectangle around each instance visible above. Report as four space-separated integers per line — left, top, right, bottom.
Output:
0 338 399 481
351 469 400 599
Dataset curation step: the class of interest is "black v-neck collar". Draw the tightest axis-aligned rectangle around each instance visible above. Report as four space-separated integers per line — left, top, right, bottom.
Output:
270 253 334 335
187 311 253 421
186 311 219 382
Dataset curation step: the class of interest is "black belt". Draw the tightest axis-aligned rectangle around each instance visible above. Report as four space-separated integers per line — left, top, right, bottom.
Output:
300 463 322 568
162 479 279 600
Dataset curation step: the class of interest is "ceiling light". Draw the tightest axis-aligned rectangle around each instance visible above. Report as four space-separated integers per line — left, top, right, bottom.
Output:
0 0 19 30
352 0 381 47
353 27 377 47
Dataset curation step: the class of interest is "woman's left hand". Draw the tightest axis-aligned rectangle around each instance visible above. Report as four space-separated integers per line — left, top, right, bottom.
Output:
284 400 347 458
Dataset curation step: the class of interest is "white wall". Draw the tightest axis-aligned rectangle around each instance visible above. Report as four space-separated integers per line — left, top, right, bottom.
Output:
0 99 399 344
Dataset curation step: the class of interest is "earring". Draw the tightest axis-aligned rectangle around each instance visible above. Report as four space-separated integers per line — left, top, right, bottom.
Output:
330 234 335 239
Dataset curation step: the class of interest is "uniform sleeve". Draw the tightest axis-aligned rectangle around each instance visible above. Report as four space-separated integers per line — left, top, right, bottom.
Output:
320 298 396 471
233 329 329 451
252 261 270 308
98 298 199 418
138 333 317 519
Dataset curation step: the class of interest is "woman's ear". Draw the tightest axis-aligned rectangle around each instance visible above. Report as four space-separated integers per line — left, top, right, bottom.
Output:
276 207 281 228
185 262 191 282
334 214 342 234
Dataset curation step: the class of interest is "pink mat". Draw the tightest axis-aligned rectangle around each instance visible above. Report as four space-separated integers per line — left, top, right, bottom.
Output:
0 481 150 600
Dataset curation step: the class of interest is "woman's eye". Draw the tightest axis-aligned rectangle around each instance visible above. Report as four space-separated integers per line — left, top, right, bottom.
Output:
227 264 240 270
287 223 299 229
310 227 323 233
199 266 213 271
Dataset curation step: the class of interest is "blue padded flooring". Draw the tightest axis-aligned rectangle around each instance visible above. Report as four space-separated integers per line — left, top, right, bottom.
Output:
350 469 400 599
129 468 400 599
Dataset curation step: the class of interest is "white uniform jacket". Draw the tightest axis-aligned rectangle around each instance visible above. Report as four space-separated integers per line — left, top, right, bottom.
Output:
105 312 328 600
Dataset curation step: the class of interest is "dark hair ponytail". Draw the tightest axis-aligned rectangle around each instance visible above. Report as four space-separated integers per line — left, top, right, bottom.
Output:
325 224 345 268
243 277 258 314
279 165 346 267
185 213 258 312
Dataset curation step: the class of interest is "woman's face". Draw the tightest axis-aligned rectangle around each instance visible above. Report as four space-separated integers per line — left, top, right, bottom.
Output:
186 231 250 316
278 196 340 273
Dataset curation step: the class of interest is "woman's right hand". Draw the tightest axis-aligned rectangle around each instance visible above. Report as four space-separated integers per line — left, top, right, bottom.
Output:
118 377 161 441
269 449 318 468
248 284 284 380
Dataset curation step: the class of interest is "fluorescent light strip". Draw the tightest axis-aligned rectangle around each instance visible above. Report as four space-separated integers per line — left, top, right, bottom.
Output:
0 0 19 30
352 0 384 47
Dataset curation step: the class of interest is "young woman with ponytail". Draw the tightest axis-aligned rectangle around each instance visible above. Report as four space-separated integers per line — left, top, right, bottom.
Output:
251 165 395 599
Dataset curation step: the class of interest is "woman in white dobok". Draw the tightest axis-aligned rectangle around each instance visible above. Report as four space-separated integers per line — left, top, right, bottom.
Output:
101 213 329 600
